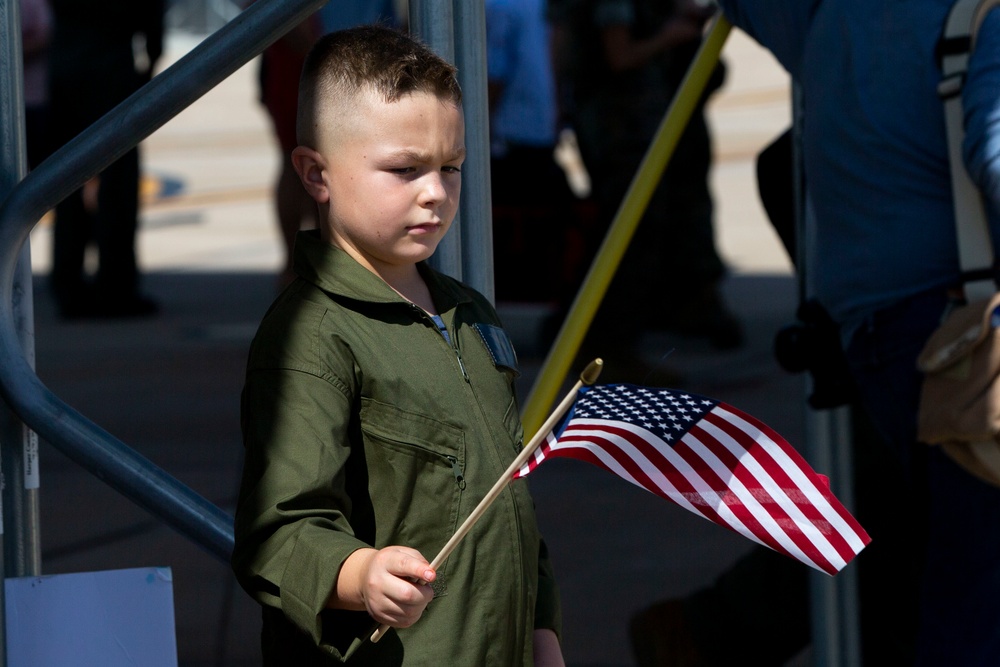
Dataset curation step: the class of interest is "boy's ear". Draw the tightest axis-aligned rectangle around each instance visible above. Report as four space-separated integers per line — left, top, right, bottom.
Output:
291 146 330 204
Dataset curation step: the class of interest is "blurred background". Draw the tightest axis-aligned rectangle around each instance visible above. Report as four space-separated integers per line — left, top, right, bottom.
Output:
14 1 803 664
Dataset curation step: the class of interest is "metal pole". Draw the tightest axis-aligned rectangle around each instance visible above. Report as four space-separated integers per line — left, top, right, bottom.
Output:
805 404 860 666
0 0 328 563
453 0 494 302
792 84 862 667
0 0 29 659
409 0 462 281
0 0 40 581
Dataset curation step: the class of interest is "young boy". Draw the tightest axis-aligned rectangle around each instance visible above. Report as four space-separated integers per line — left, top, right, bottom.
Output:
232 25 564 666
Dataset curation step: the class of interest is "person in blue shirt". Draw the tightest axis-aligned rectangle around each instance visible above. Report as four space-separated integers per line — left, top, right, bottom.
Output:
553 0 742 365
486 0 581 310
631 2 1000 665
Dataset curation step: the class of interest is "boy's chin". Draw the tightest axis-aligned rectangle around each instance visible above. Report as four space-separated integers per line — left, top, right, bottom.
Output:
409 239 444 260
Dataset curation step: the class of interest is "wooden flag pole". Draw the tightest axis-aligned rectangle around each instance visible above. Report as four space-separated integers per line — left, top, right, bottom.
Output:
370 358 604 643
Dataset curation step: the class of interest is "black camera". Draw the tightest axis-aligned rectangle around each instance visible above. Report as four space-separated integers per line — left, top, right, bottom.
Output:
774 299 857 410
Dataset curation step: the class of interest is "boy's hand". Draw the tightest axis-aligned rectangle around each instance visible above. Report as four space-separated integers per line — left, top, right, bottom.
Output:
331 547 437 628
534 629 566 667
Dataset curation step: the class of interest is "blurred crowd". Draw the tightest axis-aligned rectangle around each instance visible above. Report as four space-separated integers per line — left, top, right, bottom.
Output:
23 3 1000 666
20 0 740 358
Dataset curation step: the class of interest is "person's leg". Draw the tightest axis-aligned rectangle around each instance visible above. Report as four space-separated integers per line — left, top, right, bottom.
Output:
646 108 741 349
50 188 95 317
94 146 156 316
843 288 1000 665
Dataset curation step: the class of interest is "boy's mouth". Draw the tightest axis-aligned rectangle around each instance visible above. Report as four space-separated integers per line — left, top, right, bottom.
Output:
407 222 442 234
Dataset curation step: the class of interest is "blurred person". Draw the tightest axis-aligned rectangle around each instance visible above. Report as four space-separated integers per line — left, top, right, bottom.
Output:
47 0 164 318
486 0 580 309
253 8 324 288
316 0 398 34
631 1 1000 665
247 1 399 288
554 0 742 371
20 0 52 171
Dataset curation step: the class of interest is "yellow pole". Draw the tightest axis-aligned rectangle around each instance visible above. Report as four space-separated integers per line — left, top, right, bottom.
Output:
521 14 733 437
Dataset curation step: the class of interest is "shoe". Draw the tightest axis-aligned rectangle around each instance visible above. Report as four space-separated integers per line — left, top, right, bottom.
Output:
630 599 708 667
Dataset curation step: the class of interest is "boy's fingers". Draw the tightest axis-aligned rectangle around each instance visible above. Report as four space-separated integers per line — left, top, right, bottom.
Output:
386 547 436 583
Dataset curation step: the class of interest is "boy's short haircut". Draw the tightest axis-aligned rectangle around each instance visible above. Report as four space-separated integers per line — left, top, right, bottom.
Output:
296 24 463 147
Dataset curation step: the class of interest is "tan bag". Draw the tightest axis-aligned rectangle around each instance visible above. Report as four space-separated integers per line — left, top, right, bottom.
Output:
917 0 1000 487
917 294 1000 487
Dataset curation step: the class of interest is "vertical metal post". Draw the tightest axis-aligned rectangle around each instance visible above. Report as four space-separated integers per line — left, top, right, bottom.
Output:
1 0 42 572
792 84 862 666
409 0 462 281
0 0 32 659
805 405 861 666
453 0 494 302
0 0 43 586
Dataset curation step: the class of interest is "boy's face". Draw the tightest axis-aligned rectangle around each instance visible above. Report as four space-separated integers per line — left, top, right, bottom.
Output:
306 89 465 280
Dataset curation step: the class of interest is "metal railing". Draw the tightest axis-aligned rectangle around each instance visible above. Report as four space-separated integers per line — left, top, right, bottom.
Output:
0 0 493 662
0 0 329 565
0 0 497 559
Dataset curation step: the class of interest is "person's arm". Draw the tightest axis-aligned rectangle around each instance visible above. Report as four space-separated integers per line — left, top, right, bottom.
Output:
964 8 1000 218
598 16 704 72
485 2 516 115
328 545 436 628
140 0 165 71
533 531 563 661
713 0 819 79
233 364 383 655
19 0 51 58
534 628 566 667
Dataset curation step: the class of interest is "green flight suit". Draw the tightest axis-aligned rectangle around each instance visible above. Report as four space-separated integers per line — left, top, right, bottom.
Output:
233 230 561 665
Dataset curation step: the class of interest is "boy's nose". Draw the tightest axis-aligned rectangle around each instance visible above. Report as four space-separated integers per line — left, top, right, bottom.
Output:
419 174 447 206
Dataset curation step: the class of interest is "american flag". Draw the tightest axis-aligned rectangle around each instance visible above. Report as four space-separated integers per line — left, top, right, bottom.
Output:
514 384 870 575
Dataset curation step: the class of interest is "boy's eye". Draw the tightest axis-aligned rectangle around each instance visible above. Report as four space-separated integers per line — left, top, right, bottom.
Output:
390 167 415 175
443 165 462 174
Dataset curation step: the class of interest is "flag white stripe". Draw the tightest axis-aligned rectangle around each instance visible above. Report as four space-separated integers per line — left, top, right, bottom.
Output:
699 414 853 554
713 407 868 552
692 419 848 567
681 426 845 572
549 427 725 521
553 423 776 553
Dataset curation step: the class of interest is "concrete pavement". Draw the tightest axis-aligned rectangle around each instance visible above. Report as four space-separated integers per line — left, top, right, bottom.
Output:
21 28 807 667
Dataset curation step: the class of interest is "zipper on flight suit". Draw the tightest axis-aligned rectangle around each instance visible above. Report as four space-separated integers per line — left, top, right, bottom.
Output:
446 455 466 490
412 303 470 383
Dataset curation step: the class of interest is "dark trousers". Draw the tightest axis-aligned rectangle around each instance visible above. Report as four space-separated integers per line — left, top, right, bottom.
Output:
844 288 1000 665
47 44 143 312
50 147 140 308
491 143 580 304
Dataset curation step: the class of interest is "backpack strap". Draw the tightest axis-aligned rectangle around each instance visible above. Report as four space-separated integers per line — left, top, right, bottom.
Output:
938 0 1000 301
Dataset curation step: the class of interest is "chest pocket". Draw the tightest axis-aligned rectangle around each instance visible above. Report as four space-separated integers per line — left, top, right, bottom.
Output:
359 398 466 592
472 323 519 376
469 322 525 454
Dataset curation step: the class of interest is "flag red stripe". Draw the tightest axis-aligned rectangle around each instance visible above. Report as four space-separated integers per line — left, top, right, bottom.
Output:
556 420 846 574
680 422 840 574
701 412 862 564
708 407 870 550
511 386 869 575
555 425 803 562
